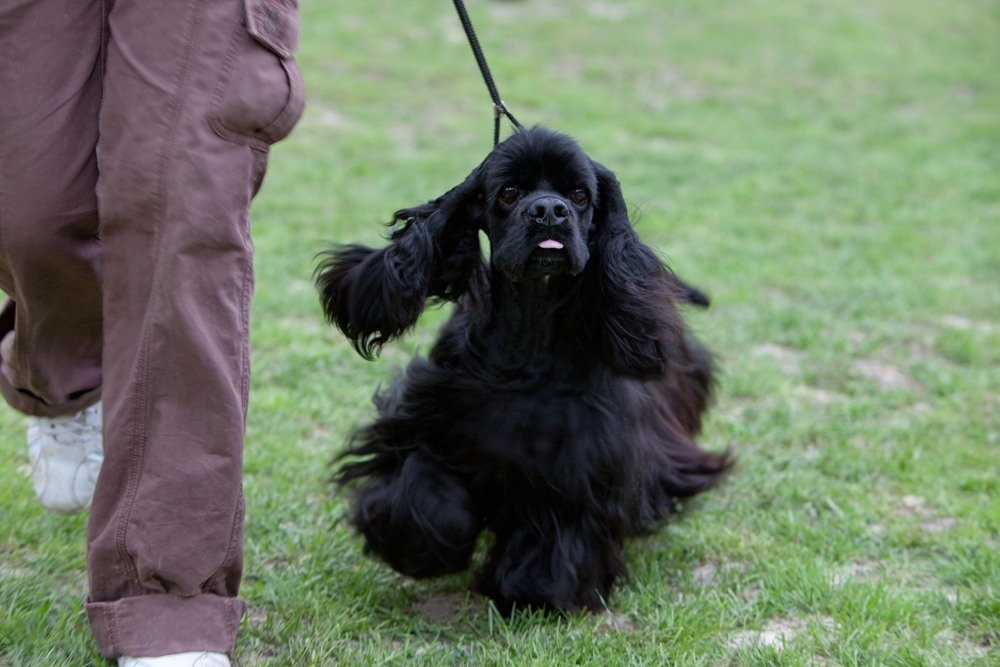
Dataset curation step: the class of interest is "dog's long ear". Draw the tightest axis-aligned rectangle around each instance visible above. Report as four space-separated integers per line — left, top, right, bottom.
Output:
589 161 686 378
315 166 486 359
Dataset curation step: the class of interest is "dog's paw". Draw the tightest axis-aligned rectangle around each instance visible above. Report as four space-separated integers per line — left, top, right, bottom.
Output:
352 455 482 578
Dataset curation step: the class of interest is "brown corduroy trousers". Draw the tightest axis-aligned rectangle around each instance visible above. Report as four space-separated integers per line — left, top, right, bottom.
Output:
0 0 304 657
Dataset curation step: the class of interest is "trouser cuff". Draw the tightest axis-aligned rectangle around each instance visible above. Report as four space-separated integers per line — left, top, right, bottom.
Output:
0 368 100 417
0 300 101 417
85 594 246 659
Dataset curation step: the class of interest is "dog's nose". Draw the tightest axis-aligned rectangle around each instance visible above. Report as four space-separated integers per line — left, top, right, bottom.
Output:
528 197 569 227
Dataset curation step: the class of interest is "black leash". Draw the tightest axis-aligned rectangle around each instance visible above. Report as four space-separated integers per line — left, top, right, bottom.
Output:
452 0 523 146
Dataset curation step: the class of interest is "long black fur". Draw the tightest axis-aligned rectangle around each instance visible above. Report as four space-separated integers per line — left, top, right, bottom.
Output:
316 127 731 614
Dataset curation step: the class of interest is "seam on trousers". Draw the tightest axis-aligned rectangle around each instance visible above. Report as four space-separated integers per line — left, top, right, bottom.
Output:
0 133 9 272
116 328 150 596
202 200 253 592
113 0 210 598
225 598 237 643
93 0 110 232
203 487 244 592
106 602 120 657
236 204 253 430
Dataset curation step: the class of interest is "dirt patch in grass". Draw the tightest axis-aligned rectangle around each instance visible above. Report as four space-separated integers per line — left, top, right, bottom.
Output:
893 495 960 535
714 396 753 422
654 63 705 102
691 560 751 587
921 516 960 534
898 495 932 519
586 2 631 20
311 104 352 131
596 613 637 635
414 592 470 624
792 385 848 405
854 359 922 391
740 581 764 603
487 0 563 22
832 558 883 585
940 315 996 333
935 629 992 660
0 563 33 579
886 400 934 429
753 344 803 374
726 615 838 652
247 606 268 629
692 562 718 586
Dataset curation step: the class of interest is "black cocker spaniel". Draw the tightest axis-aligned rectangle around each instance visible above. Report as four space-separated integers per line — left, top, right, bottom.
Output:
316 126 731 614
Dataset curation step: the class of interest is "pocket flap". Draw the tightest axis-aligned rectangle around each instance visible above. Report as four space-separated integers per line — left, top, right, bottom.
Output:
245 0 299 58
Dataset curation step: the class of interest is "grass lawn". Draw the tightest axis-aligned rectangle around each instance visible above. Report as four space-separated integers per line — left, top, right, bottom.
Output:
2 0 997 664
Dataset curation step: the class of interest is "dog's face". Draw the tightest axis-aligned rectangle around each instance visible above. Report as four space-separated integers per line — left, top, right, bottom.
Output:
317 125 684 374
480 131 598 281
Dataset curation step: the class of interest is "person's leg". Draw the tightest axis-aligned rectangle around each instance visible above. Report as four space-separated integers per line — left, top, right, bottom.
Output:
0 0 103 418
84 0 304 658
0 0 106 515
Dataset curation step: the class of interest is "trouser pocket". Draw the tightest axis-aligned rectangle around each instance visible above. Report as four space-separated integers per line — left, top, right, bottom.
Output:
210 0 305 147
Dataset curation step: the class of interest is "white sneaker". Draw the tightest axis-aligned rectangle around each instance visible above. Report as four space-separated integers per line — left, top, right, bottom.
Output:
118 653 231 667
26 401 103 513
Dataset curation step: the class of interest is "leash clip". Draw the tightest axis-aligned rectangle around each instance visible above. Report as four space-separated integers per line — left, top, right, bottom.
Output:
453 0 523 146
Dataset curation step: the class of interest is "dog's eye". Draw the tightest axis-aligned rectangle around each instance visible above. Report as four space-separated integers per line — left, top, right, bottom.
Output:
570 189 589 207
498 186 521 207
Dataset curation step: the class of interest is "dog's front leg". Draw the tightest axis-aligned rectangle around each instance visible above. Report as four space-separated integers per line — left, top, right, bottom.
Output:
475 513 626 614
350 452 482 579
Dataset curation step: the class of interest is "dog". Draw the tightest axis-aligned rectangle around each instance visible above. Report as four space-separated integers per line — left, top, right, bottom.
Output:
315 126 731 614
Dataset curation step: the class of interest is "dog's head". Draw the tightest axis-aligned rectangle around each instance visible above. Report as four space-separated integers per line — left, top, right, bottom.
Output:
317 126 692 376
480 129 597 281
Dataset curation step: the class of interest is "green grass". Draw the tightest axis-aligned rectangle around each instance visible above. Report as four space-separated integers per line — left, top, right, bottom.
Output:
2 0 998 664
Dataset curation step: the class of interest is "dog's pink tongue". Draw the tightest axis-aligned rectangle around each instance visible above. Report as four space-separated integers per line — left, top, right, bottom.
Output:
538 239 564 249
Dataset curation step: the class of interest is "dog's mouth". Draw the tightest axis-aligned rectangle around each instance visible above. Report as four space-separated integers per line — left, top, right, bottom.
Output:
493 232 587 281
528 242 570 275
